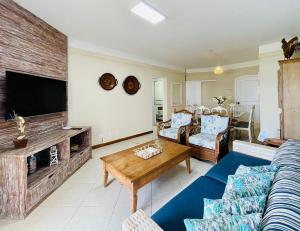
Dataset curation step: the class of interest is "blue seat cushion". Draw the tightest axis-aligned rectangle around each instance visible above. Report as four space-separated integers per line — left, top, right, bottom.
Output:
151 176 225 231
206 151 271 184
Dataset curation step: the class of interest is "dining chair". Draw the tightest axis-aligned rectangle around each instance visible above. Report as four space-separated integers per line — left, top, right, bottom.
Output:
211 106 228 116
233 105 255 142
185 105 195 113
196 105 211 115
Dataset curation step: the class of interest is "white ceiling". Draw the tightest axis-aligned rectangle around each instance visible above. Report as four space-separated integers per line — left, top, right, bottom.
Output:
15 0 300 69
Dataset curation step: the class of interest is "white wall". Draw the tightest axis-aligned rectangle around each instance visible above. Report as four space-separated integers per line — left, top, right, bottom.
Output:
259 42 283 138
68 48 185 145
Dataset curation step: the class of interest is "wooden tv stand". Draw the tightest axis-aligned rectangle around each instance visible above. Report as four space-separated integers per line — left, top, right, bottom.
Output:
0 127 92 219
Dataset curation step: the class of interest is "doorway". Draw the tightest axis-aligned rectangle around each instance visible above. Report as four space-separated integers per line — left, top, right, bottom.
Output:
152 79 165 125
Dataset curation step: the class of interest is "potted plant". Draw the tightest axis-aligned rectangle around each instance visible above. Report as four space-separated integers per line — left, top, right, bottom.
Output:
13 112 28 149
212 96 227 106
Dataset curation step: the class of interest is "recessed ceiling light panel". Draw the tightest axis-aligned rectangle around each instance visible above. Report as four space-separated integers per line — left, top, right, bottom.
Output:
131 2 166 24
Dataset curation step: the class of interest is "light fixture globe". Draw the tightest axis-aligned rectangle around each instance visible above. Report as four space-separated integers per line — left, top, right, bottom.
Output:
214 66 223 75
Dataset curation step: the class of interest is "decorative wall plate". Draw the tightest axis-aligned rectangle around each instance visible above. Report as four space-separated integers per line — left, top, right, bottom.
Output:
99 73 118 90
123 76 141 95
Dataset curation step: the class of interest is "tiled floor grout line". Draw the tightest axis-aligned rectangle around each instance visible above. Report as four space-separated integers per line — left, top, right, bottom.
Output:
61 205 81 231
61 182 97 231
105 185 122 231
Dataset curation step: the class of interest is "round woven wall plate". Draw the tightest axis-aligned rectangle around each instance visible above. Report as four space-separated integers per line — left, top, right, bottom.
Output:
99 73 118 90
123 76 141 95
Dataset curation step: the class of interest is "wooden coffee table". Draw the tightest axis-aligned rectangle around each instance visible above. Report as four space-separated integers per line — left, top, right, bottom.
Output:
100 139 191 213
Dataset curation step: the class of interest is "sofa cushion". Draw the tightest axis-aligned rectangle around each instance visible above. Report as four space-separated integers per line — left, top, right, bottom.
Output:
171 113 192 129
203 195 266 219
184 213 262 231
159 127 178 140
151 176 226 231
201 115 229 135
261 167 300 231
235 165 279 175
271 139 300 170
206 151 271 184
189 133 216 150
222 173 273 199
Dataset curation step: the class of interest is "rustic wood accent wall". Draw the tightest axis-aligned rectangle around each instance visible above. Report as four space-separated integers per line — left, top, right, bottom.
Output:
0 0 68 145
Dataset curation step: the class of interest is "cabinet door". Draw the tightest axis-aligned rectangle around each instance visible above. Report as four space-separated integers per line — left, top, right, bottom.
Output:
282 61 300 139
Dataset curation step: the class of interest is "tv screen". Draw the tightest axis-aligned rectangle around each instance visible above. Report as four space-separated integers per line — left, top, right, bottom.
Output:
5 71 67 119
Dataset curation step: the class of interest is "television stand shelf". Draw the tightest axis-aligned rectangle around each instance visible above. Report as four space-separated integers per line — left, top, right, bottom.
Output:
0 126 92 219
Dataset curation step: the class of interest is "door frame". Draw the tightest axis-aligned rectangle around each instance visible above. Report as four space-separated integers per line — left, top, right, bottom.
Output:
152 78 167 125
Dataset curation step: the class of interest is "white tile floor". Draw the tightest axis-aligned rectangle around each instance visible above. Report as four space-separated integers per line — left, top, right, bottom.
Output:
0 133 213 231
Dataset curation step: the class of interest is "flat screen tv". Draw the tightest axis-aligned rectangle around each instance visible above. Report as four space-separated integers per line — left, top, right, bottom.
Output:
5 71 67 119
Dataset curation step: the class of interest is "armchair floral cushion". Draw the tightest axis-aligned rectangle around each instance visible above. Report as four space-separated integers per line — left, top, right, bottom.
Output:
201 115 229 135
159 127 178 140
171 113 192 129
189 133 216 150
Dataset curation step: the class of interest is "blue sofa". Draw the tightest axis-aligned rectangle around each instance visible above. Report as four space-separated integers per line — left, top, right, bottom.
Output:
151 151 270 231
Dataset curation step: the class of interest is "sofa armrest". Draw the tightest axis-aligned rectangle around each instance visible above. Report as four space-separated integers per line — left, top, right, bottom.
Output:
233 140 277 161
122 210 163 231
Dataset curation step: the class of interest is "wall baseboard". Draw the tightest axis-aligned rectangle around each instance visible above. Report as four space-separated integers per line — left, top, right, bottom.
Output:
92 130 153 149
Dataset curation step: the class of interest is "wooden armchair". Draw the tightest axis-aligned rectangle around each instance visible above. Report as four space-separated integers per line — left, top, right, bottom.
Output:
157 109 195 144
186 115 230 163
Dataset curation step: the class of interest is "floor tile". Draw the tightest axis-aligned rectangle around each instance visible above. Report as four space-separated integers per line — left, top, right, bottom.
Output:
64 206 111 231
0 206 77 231
43 181 94 207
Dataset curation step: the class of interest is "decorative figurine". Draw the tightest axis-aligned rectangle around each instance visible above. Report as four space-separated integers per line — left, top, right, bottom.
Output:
49 146 58 166
13 112 28 149
281 37 299 59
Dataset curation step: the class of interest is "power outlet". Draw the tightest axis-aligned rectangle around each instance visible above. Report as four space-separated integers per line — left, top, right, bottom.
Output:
98 135 104 144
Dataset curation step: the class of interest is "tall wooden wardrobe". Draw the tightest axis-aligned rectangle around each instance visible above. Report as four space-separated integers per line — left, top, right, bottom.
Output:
278 58 300 140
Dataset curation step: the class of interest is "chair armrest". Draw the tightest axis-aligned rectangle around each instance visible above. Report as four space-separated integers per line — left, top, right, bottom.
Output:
157 120 171 135
186 125 201 145
233 140 277 161
122 210 163 231
215 128 230 149
216 128 229 142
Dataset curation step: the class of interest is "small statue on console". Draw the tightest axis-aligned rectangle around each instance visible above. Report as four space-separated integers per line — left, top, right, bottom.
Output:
50 146 59 166
281 37 300 59
13 111 28 149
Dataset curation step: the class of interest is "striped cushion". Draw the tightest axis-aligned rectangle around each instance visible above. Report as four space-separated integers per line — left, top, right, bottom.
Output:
271 139 300 169
261 167 300 231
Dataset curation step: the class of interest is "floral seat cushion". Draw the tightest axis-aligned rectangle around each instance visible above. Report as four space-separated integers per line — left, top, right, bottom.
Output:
201 115 229 135
171 113 192 129
159 127 178 140
189 133 216 150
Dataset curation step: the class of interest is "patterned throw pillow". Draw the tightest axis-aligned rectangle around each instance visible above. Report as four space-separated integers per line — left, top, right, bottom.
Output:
222 173 272 199
200 115 229 135
203 196 266 219
184 213 262 231
171 113 192 129
235 165 279 175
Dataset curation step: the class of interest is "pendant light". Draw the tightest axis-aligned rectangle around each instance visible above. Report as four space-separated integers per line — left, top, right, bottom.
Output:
214 66 223 75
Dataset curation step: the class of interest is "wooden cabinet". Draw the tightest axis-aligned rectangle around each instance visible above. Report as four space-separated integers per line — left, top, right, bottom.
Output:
0 127 92 219
278 58 300 140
